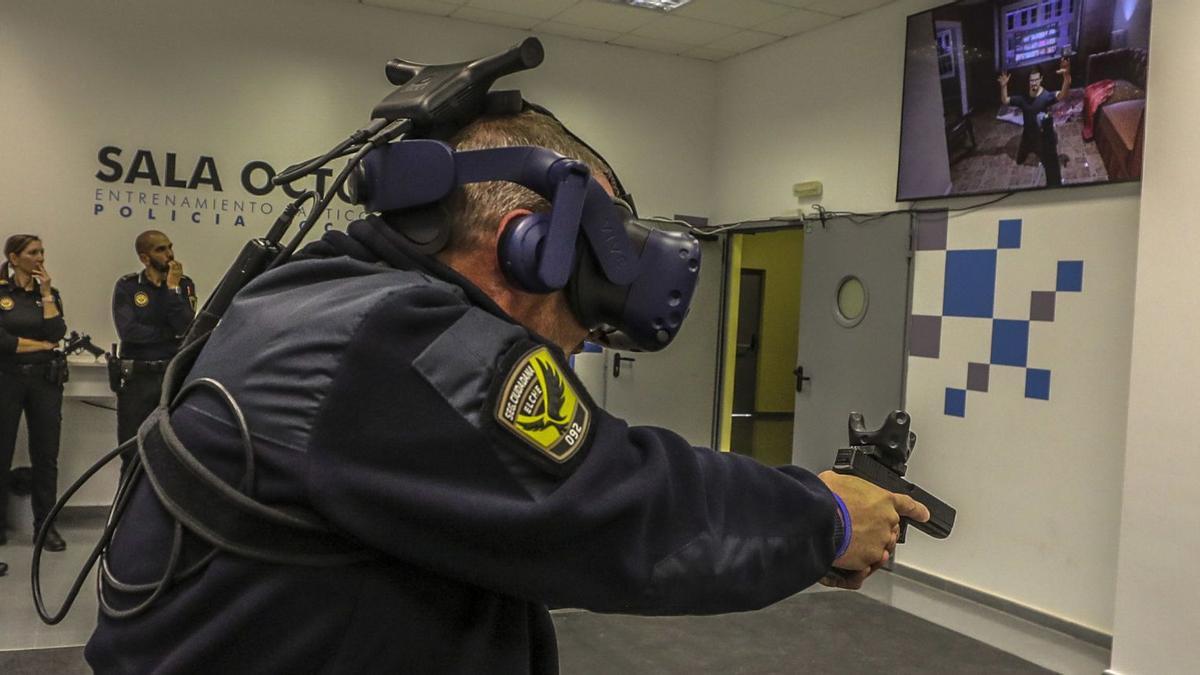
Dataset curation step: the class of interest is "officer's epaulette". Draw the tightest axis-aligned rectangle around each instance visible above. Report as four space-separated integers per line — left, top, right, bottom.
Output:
120 272 139 281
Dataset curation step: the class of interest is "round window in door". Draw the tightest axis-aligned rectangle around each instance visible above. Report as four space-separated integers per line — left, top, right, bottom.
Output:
833 275 869 328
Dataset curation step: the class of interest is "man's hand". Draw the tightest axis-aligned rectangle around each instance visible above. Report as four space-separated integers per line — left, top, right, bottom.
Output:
1055 58 1072 101
167 260 184 289
817 471 931 588
997 71 1010 87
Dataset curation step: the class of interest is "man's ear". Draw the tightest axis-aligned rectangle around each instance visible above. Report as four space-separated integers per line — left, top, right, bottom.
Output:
494 208 534 249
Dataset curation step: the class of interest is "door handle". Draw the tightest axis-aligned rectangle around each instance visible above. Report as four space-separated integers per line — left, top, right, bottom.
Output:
613 353 636 378
794 366 811 392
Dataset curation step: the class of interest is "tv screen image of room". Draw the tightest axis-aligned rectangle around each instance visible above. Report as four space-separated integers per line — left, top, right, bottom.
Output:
897 0 1152 201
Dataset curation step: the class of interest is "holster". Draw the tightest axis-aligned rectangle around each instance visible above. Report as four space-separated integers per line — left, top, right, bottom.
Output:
107 355 124 393
47 355 69 385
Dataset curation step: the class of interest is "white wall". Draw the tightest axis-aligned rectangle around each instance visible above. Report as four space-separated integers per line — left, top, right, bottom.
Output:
1109 1 1200 673
0 0 722 500
711 0 1140 633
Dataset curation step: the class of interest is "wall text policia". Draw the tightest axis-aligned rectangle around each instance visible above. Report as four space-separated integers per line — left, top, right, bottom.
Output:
93 146 367 227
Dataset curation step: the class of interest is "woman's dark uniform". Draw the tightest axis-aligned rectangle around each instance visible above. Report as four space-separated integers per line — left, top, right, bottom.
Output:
0 277 66 546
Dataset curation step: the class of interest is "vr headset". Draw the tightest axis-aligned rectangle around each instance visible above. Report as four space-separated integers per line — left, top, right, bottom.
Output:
346 136 700 351
343 38 701 352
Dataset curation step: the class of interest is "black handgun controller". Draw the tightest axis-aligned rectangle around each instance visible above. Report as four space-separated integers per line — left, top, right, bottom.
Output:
832 411 956 542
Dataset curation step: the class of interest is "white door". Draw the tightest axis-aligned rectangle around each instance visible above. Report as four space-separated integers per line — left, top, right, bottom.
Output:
792 214 913 472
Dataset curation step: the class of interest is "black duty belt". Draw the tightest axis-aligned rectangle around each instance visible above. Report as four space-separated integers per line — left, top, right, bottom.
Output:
123 359 171 375
0 361 54 376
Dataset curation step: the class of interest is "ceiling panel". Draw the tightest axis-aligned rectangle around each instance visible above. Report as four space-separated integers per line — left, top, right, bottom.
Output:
364 0 460 17
630 14 741 46
801 0 895 18
453 5 542 28
609 33 691 55
753 7 839 37
706 29 778 53
335 0 903 62
552 1 659 33
673 0 794 30
464 0 577 20
536 20 622 43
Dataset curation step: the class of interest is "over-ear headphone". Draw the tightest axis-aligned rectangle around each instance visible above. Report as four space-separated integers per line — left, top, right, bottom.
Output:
497 211 556 294
497 198 638 295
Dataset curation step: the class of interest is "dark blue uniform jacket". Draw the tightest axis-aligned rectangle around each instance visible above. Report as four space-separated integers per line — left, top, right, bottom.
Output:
86 217 843 673
0 281 65 364
112 271 197 361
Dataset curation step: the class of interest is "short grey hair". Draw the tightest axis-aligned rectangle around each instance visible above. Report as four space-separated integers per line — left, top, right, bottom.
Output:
440 110 614 253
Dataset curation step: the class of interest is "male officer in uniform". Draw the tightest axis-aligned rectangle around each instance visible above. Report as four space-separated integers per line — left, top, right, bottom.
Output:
87 111 927 673
111 231 195 461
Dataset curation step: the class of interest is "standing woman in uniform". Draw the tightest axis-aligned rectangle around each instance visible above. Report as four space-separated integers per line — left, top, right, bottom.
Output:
0 234 67 552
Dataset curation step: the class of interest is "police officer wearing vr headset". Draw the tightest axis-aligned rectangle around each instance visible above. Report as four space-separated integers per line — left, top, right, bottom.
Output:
86 108 927 671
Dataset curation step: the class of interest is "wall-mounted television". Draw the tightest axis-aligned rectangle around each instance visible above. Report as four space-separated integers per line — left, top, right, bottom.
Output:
897 0 1152 202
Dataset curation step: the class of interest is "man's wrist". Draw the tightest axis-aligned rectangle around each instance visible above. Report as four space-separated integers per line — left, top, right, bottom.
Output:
831 493 852 560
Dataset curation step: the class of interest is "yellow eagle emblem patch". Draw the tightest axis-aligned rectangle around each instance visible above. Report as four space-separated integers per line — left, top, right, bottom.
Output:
134 291 150 307
495 346 591 464
0 297 13 311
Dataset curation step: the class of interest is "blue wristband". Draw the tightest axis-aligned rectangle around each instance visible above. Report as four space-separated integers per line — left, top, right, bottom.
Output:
831 493 852 560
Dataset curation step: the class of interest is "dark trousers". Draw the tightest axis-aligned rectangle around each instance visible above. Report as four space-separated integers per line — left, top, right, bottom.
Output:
0 369 64 530
117 367 165 471
1017 119 1062 187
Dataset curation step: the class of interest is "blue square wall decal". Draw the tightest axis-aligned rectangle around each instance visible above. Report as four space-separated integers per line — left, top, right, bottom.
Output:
998 219 1022 249
991 319 1030 367
945 388 967 417
1057 260 1084 292
943 249 998 318
1025 368 1051 400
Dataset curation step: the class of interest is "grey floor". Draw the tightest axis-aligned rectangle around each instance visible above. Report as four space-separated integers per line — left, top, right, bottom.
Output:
0 515 1110 674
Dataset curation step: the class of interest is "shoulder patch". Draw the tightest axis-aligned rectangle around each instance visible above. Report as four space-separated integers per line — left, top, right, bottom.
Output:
494 345 592 467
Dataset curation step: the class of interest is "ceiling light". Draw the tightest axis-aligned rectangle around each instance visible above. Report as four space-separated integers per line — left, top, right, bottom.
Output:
611 0 693 12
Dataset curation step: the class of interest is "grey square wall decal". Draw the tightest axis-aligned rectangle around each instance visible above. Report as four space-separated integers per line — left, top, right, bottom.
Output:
915 210 948 251
967 362 990 392
909 315 942 358
1030 291 1056 322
